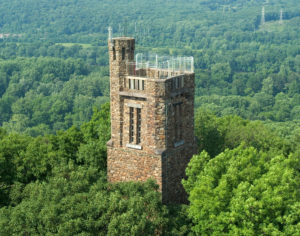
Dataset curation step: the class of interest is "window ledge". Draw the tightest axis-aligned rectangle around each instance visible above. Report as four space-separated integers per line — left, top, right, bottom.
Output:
174 140 185 148
119 91 147 99
126 144 142 150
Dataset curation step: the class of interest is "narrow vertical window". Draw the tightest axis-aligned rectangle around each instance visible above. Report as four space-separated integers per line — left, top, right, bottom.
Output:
122 47 125 60
142 80 145 90
171 79 174 89
174 103 182 142
176 77 179 89
113 47 116 60
137 80 140 90
174 104 177 141
179 104 183 140
136 108 141 144
131 46 134 60
176 104 180 140
129 107 134 143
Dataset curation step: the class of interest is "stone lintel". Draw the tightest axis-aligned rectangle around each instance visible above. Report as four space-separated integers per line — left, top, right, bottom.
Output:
126 143 142 150
126 76 147 81
127 103 142 108
119 91 148 99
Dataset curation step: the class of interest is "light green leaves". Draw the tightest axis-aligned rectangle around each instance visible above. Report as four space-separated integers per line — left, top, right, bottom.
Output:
185 145 300 235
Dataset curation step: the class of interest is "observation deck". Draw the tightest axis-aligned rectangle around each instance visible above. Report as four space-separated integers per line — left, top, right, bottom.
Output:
126 53 194 80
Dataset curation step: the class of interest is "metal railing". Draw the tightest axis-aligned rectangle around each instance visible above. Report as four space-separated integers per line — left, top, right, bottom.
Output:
126 53 194 79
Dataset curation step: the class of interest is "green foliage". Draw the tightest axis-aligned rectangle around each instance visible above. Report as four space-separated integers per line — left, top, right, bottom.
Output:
0 128 6 139
81 102 111 143
184 145 300 235
0 104 176 235
0 100 298 234
0 133 31 206
0 104 111 206
0 58 109 135
161 204 194 236
0 166 168 236
194 108 291 157
194 109 224 157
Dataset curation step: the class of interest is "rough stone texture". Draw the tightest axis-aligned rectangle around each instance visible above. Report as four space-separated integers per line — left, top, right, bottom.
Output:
107 37 197 204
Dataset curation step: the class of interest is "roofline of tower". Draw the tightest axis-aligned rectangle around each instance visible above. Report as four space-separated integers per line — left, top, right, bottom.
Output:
126 72 194 82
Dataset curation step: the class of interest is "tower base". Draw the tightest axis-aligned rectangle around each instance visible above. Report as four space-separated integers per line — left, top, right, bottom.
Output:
107 141 197 204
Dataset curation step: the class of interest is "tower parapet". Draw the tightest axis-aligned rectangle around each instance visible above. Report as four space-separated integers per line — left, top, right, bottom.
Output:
107 37 197 204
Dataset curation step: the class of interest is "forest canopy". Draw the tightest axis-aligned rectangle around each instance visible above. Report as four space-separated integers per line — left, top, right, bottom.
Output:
0 0 300 136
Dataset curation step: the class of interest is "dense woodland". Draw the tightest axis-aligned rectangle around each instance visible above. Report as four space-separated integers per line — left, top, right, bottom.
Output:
0 0 300 235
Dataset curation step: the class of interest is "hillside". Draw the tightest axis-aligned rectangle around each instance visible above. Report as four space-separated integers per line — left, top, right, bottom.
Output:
0 0 300 136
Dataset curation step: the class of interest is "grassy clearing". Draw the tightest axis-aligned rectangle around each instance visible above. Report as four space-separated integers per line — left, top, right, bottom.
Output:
56 43 93 48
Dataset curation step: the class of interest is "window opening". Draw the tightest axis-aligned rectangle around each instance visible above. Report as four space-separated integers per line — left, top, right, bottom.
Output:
181 77 184 88
174 103 182 142
176 104 179 140
129 107 134 143
122 47 125 60
128 79 144 91
113 47 116 60
176 77 180 89
137 79 140 90
179 104 183 140
136 108 141 144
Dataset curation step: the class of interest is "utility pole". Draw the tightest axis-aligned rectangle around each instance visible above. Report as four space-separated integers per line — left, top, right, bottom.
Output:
123 18 128 37
261 6 265 26
279 9 283 24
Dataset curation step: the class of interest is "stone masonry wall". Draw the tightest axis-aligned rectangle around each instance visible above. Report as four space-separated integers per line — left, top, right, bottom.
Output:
107 147 162 188
162 144 197 204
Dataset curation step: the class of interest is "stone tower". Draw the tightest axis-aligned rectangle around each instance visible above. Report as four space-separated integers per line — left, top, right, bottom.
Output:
107 37 197 203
